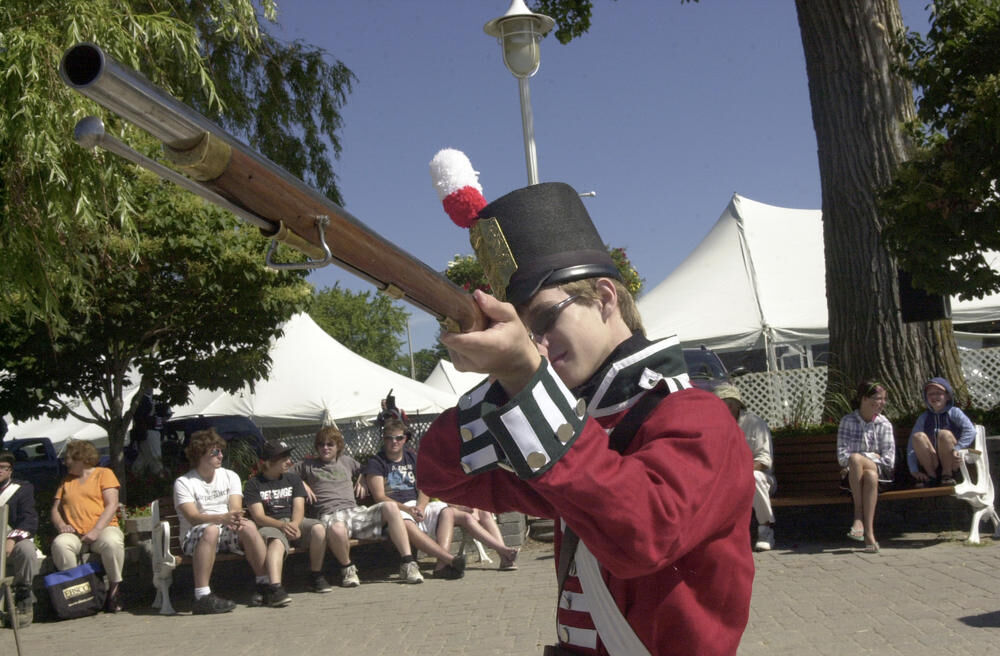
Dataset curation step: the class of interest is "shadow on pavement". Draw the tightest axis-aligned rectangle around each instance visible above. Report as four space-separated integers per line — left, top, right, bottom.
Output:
960 610 1000 628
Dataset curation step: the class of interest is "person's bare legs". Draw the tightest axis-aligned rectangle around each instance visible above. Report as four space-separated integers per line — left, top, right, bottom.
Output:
910 432 940 479
264 538 286 584
452 508 517 561
848 453 880 549
307 522 327 572
326 522 352 566
238 522 267 577
936 429 960 477
402 520 461 568
380 503 413 557
192 525 220 589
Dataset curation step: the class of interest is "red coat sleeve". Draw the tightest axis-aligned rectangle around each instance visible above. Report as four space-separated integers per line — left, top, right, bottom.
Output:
419 388 754 580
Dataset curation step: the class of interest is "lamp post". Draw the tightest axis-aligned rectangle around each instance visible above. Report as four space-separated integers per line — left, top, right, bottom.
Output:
484 0 554 186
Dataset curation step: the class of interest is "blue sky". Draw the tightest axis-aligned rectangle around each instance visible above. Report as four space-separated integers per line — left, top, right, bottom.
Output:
274 0 932 354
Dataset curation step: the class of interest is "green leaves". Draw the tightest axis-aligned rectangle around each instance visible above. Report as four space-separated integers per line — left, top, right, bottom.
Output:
309 285 409 371
881 0 1000 300
0 0 353 326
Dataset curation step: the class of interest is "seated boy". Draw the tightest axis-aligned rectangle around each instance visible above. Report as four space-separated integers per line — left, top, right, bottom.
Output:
173 429 268 614
294 427 423 585
244 439 330 604
366 417 518 578
908 377 976 486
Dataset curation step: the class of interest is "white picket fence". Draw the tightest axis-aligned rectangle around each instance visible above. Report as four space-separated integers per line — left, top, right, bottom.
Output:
732 346 1000 429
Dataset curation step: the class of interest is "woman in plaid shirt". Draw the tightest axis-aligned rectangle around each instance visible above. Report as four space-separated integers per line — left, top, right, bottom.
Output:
836 379 894 554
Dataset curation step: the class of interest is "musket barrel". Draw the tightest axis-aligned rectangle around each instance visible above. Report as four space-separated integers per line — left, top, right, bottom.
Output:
61 43 211 150
61 43 486 334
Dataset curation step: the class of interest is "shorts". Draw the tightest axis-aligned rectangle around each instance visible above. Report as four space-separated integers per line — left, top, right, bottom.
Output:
260 518 322 552
320 504 386 540
401 500 448 537
181 523 244 556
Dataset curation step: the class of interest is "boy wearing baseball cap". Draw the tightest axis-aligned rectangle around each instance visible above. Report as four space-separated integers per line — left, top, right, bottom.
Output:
244 439 329 606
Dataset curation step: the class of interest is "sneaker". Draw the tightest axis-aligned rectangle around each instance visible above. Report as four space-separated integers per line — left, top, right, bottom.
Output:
433 565 465 580
249 582 270 607
755 525 775 552
451 553 466 575
341 564 360 588
400 560 424 584
309 572 333 593
267 584 291 608
192 593 236 615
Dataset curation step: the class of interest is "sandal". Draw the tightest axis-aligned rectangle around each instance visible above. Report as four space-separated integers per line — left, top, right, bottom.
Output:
846 527 865 542
863 542 880 554
499 548 520 571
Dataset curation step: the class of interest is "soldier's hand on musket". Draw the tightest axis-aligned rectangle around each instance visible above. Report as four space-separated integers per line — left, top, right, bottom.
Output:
440 290 540 397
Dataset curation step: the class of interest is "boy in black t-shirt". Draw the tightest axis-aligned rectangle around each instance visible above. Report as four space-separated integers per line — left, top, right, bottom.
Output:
244 439 333 605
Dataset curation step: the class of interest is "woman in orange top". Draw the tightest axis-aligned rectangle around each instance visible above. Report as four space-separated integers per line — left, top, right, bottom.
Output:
50 440 125 612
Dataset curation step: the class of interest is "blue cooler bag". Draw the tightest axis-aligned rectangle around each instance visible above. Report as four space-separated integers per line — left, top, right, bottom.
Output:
44 561 107 619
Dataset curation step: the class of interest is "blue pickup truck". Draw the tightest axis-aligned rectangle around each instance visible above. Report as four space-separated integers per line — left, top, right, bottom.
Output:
3 437 65 492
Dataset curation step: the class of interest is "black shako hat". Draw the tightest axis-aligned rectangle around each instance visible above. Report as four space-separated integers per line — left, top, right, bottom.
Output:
470 182 621 306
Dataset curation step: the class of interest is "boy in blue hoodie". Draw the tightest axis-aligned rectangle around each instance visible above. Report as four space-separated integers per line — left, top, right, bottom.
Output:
908 377 976 486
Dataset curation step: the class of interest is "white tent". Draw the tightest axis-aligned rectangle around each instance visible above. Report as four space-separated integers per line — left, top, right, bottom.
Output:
638 193 1000 369
5 387 142 452
424 359 487 396
7 314 458 444
169 313 458 427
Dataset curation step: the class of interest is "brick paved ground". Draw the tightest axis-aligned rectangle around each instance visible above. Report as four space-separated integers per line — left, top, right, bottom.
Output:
4 530 1000 655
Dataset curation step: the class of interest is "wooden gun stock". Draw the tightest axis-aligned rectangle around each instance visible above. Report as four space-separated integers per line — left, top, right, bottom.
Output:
60 43 485 333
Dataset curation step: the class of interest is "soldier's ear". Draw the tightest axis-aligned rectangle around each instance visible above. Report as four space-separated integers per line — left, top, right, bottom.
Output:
595 278 619 321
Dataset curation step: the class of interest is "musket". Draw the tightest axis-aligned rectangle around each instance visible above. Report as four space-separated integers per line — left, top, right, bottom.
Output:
60 43 485 334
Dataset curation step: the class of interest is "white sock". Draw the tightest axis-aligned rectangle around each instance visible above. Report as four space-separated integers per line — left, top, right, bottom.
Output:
194 586 211 600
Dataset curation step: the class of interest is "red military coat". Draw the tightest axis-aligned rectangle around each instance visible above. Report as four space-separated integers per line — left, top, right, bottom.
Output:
417 336 755 655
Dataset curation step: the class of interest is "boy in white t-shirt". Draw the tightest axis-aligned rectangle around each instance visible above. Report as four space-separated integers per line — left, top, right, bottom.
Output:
173 429 268 614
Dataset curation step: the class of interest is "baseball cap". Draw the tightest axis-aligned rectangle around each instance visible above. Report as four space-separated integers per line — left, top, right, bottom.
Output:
262 439 293 461
713 383 744 407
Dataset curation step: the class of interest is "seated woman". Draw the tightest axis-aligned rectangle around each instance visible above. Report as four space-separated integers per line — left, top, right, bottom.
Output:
50 440 125 612
836 380 894 554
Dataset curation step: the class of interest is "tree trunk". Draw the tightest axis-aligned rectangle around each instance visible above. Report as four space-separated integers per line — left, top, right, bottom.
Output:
795 0 965 415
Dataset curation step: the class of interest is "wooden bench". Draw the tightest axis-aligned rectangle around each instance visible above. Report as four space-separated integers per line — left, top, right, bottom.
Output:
149 496 384 615
770 424 999 543
149 496 491 614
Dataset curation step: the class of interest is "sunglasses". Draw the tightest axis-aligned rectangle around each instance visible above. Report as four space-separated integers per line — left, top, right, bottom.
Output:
384 435 407 442
209 448 224 457
528 295 581 344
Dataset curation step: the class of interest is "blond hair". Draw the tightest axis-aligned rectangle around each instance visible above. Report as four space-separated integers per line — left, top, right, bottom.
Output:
557 277 644 334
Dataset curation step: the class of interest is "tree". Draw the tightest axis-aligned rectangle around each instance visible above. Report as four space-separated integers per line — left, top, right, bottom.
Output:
795 0 964 411
534 0 965 413
309 285 409 370
0 0 354 329
880 0 1000 301
397 343 451 383
0 170 312 498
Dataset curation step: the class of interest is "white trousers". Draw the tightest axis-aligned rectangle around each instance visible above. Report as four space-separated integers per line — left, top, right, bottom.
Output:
753 470 776 525
51 526 125 583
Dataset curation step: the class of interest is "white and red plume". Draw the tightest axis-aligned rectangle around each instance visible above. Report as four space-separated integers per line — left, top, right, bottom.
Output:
430 148 487 229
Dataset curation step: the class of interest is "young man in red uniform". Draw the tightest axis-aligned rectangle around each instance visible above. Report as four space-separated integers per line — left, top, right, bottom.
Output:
417 182 755 655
